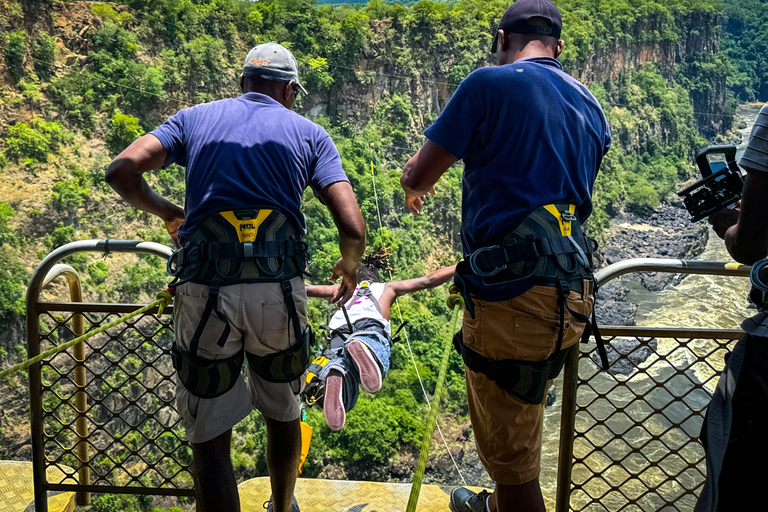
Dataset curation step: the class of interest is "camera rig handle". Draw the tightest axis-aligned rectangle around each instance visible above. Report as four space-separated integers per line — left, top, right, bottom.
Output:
679 144 744 222
695 145 738 177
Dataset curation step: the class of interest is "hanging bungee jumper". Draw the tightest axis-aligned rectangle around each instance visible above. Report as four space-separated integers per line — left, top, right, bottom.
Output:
301 253 455 430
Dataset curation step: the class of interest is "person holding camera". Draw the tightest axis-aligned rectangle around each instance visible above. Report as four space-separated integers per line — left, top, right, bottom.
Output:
699 105 768 511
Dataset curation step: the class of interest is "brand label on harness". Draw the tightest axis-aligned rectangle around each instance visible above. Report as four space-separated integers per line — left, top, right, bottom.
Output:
221 210 273 242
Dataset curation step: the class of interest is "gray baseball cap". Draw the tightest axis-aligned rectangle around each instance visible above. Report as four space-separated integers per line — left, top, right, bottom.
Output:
242 42 308 95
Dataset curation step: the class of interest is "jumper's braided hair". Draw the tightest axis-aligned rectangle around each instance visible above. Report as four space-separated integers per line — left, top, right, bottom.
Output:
357 247 393 283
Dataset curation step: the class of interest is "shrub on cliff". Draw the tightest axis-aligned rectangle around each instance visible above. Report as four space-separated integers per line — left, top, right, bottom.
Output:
4 118 73 163
0 203 19 247
106 113 145 156
32 31 56 79
4 29 27 81
0 247 27 319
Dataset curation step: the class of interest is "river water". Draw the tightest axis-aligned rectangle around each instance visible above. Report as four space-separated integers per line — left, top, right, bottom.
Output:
631 103 764 332
536 103 764 511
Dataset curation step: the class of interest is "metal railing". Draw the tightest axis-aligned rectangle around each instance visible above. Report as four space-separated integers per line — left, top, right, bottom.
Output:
25 246 754 511
26 240 192 512
555 258 752 512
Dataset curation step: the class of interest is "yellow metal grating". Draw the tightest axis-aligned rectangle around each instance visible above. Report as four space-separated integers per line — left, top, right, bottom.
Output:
238 477 488 512
0 462 75 512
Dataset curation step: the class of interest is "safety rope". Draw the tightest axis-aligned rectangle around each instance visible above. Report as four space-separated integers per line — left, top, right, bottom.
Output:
0 290 173 380
405 292 465 512
368 156 468 487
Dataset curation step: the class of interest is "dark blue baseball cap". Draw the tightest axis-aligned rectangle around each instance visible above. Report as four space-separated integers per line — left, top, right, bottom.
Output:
491 0 562 53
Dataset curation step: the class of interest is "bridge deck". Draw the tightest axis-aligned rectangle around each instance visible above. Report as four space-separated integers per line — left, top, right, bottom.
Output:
238 477 488 512
0 462 75 512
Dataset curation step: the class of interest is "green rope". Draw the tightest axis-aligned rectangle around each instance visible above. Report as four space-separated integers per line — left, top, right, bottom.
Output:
405 293 464 512
0 293 171 380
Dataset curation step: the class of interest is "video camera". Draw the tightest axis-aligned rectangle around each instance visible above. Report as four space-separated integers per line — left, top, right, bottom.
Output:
678 145 745 222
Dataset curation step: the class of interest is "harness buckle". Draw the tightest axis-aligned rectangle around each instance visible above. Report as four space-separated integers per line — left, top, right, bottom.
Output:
567 234 590 268
469 245 506 277
560 210 578 222
243 241 254 261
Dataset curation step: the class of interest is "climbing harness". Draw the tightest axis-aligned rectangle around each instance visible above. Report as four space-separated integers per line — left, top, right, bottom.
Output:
0 290 173 380
405 289 464 512
454 202 609 404
301 283 392 409
168 207 313 398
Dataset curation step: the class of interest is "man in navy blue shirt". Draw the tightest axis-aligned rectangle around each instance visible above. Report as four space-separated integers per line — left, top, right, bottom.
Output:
107 42 365 512
401 1 610 511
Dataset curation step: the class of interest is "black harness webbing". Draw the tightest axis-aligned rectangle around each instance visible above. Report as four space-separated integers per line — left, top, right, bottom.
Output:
354 283 386 318
169 207 313 398
188 285 230 354
453 203 609 404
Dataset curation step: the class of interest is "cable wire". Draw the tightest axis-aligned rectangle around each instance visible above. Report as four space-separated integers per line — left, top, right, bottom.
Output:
369 154 468 486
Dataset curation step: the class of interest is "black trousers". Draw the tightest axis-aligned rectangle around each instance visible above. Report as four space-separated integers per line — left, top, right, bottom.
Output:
716 334 768 510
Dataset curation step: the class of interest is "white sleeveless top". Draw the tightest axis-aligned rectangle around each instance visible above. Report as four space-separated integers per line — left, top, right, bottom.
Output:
328 281 391 334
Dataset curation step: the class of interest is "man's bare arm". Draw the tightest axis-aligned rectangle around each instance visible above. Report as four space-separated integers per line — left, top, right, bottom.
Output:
724 170 768 264
317 181 366 304
105 134 185 246
306 284 340 299
400 140 457 215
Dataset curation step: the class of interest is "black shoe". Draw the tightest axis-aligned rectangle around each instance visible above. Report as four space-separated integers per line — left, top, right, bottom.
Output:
449 487 490 512
263 495 300 512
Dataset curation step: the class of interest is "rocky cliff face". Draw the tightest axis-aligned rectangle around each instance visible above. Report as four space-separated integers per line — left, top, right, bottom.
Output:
303 10 727 139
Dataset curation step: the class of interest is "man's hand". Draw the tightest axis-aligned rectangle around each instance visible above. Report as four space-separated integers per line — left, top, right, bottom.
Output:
163 206 186 248
708 201 741 239
405 187 435 215
329 257 358 305
401 140 456 215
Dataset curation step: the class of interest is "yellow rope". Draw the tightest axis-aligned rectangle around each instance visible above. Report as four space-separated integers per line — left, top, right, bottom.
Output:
0 290 173 380
405 292 464 512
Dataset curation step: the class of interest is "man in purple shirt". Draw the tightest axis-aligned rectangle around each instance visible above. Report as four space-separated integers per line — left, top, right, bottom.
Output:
401 1 609 511
106 42 365 512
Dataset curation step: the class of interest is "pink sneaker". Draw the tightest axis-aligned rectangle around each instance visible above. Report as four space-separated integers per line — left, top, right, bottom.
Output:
348 339 382 394
324 370 345 431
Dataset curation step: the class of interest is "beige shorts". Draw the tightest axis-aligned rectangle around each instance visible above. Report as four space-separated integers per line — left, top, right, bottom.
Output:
173 277 307 444
463 283 594 485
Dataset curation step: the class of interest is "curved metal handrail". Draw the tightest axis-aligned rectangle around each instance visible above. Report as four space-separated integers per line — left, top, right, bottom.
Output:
27 240 172 304
594 257 751 287
556 257 752 512
26 240 172 512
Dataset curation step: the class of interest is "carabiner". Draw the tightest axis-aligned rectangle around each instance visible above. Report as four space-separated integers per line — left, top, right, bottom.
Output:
468 245 506 277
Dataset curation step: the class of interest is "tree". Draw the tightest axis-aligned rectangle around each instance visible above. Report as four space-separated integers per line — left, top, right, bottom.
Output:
4 29 27 81
32 31 57 79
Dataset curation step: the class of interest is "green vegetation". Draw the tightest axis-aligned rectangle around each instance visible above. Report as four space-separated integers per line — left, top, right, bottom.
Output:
32 31 56 79
721 0 768 101
4 29 26 81
106 113 145 155
4 118 73 163
0 0 753 492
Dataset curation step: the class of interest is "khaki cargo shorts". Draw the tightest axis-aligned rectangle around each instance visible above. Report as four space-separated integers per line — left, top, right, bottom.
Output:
173 277 307 444
463 282 594 485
